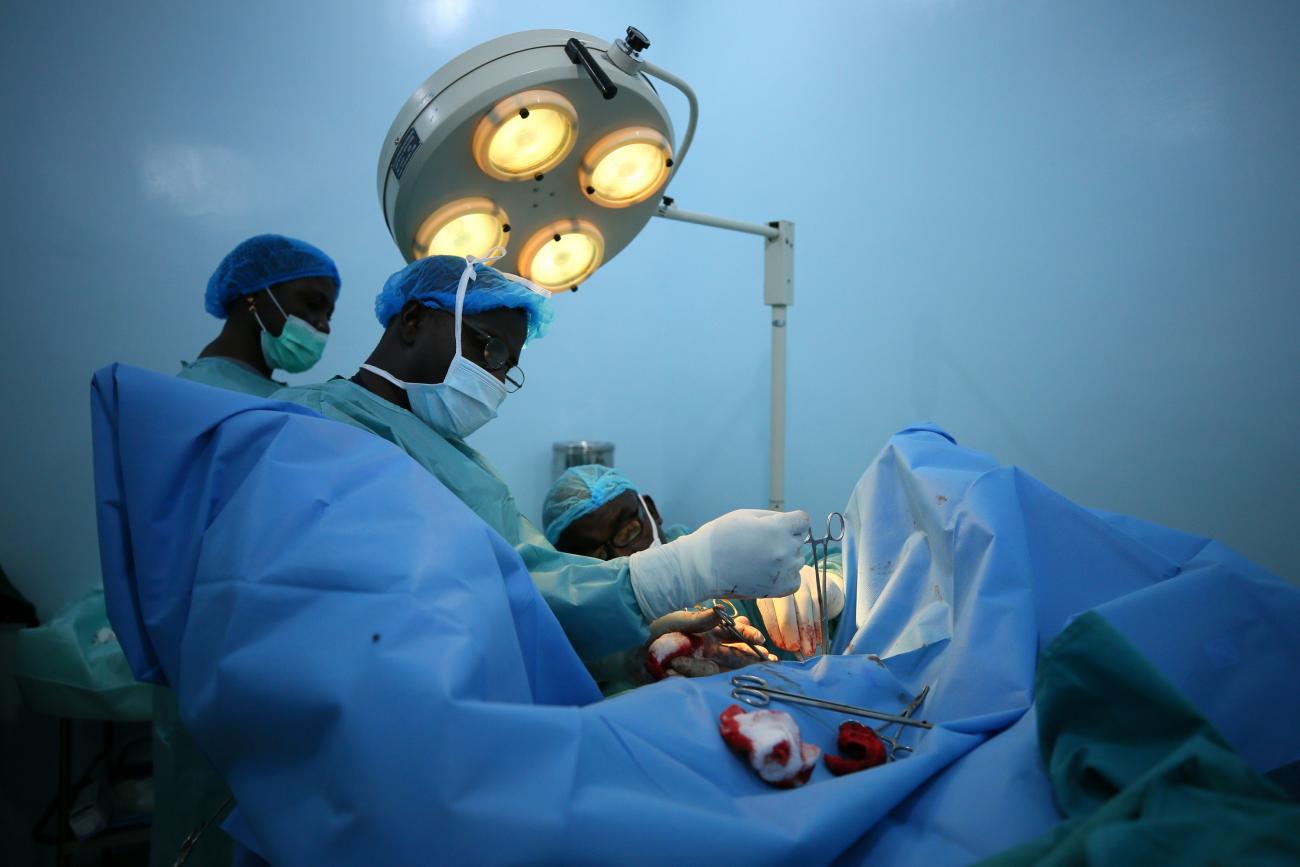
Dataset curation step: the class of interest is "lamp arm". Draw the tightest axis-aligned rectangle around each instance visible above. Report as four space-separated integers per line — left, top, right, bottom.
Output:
651 204 794 510
641 60 699 173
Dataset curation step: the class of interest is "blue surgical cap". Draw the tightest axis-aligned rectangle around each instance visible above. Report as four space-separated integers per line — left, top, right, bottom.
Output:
542 465 638 546
204 234 341 319
374 255 554 342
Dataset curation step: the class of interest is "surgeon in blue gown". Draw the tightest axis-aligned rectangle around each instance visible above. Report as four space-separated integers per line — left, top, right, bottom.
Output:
92 365 1300 866
179 233 341 396
159 232 341 867
272 253 813 665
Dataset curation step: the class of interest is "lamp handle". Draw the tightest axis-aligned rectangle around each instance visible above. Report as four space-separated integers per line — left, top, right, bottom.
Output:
565 38 618 100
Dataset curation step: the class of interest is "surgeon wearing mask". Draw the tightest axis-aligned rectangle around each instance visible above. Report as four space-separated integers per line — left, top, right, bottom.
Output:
544 465 844 673
273 253 811 669
161 232 339 867
180 233 340 396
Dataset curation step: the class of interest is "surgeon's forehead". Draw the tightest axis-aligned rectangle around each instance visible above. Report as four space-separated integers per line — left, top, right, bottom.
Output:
276 275 337 301
273 275 332 292
466 306 526 338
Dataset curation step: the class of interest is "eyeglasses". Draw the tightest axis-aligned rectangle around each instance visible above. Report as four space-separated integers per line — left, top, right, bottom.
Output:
460 318 525 392
587 512 647 560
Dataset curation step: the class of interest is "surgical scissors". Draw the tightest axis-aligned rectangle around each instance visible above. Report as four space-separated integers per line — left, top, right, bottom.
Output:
712 603 770 661
805 512 845 656
874 685 930 760
730 675 933 729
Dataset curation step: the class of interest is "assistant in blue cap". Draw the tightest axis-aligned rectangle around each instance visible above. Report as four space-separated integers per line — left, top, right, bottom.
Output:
542 464 845 680
167 232 340 867
542 465 641 547
180 233 341 396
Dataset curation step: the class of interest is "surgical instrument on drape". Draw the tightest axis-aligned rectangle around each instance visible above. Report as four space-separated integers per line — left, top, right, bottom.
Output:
875 685 931 760
730 675 933 729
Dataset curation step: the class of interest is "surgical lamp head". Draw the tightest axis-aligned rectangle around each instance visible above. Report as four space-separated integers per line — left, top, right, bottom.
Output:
377 27 696 293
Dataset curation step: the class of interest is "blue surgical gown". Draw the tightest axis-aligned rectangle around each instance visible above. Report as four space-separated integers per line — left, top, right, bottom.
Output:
272 377 649 661
92 367 1300 866
156 357 282 867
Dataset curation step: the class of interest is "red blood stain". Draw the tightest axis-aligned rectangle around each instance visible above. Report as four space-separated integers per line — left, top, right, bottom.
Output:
824 720 888 776
645 632 705 680
719 705 753 753
799 623 820 654
718 704 818 789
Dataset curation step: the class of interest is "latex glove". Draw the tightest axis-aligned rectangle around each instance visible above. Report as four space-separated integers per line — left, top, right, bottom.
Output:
756 565 845 656
629 509 811 621
643 609 776 680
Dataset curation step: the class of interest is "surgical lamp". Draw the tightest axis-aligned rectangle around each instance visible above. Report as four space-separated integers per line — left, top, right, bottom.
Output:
377 27 796 509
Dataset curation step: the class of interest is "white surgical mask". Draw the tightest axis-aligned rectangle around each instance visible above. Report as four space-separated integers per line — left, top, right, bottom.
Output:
360 251 523 439
361 360 504 440
639 494 663 549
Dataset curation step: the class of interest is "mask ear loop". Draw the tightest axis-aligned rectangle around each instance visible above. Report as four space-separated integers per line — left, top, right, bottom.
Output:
248 288 289 334
265 287 290 319
638 493 661 546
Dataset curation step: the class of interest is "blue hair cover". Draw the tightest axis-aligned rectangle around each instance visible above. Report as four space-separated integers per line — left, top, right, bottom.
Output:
205 234 340 318
542 465 638 545
375 255 553 342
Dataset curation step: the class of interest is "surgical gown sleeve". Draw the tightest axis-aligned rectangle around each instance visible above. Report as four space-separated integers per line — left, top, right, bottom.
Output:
272 379 650 660
513 525 647 659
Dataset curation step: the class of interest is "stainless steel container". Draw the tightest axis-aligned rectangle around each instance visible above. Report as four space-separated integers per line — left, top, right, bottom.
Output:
552 441 615 480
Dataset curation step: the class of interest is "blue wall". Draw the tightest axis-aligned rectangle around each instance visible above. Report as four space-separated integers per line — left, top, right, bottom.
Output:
2 0 1297 619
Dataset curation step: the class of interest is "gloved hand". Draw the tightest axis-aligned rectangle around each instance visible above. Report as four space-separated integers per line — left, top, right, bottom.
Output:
643 608 775 680
756 565 845 656
628 509 811 621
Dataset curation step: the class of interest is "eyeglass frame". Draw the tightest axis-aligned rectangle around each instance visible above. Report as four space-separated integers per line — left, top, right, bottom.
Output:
585 498 656 560
454 314 526 392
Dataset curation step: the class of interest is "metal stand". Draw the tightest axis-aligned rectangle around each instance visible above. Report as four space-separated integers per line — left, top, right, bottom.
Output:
653 200 795 509
41 718 151 865
57 719 70 866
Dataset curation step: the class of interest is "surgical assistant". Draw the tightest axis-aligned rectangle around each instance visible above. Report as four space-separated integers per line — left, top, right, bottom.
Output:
543 464 846 660
179 233 340 396
273 254 811 662
161 232 340 867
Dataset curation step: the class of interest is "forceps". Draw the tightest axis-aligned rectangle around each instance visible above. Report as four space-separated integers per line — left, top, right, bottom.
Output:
730 675 934 729
712 603 770 661
875 685 931 760
805 512 845 656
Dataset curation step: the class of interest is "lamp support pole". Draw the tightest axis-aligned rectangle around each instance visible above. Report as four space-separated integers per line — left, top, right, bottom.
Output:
653 201 795 510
